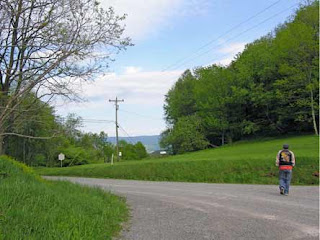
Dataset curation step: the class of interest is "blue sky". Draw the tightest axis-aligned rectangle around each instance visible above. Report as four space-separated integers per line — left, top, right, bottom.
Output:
55 0 302 137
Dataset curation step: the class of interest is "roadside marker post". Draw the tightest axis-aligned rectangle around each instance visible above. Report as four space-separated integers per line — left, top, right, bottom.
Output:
58 153 65 168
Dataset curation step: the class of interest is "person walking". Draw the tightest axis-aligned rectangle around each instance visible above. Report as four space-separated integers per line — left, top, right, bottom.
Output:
276 144 295 196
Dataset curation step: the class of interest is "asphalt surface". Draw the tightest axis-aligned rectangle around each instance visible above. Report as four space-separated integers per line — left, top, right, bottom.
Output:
44 176 319 240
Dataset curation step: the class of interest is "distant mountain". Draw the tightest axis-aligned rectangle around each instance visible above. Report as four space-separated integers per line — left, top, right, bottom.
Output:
108 135 161 153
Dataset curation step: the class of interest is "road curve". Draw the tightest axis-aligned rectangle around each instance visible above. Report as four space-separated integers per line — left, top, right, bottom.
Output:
44 176 319 240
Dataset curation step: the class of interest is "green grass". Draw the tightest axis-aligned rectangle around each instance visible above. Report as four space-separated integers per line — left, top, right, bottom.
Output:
35 135 319 185
0 156 128 240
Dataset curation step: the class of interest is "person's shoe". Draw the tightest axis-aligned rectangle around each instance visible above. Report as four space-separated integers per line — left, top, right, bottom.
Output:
284 193 289 196
280 187 284 195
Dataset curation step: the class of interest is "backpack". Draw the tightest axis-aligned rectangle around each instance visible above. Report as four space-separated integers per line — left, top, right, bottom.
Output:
279 150 293 166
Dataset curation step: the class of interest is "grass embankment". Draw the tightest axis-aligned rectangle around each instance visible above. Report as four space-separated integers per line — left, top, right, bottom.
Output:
0 156 128 239
36 135 319 185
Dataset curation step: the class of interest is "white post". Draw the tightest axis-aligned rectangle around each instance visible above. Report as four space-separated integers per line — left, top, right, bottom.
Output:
111 153 114 165
58 153 65 168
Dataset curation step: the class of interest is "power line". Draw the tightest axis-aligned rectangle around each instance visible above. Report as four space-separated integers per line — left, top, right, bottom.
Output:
117 124 135 144
162 0 284 72
81 119 114 123
166 2 299 71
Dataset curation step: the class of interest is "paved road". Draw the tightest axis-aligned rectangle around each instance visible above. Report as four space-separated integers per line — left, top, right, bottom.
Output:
44 177 319 240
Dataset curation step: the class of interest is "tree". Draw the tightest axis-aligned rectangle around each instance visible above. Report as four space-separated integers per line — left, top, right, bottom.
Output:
160 115 208 154
164 70 197 124
78 131 114 162
63 113 83 143
0 0 131 154
134 141 147 159
194 65 234 145
161 1 318 153
117 140 147 160
4 93 58 165
273 1 319 135
232 35 281 135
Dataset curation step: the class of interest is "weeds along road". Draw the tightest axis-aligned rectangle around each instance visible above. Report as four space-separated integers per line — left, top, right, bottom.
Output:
44 177 319 240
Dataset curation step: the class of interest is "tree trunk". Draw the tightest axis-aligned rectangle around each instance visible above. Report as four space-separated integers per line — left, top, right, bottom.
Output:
0 135 3 155
310 88 318 135
23 139 26 164
221 131 225 146
307 69 318 135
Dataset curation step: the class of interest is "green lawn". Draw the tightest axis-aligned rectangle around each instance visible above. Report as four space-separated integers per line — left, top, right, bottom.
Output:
0 156 128 240
35 135 319 185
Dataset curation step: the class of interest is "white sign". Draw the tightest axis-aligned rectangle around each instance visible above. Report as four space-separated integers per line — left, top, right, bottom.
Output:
119 152 122 157
58 153 65 161
160 151 167 155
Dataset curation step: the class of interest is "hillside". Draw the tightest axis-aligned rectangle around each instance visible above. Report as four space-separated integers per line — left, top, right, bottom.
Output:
35 135 319 185
0 156 128 239
108 135 161 152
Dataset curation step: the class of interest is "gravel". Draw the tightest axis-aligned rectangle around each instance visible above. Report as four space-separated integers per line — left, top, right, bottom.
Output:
44 176 319 240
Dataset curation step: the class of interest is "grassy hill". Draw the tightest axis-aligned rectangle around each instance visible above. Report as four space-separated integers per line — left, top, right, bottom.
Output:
35 135 319 185
0 156 128 239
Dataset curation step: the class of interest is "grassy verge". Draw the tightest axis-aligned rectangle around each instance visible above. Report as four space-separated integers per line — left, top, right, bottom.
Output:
0 156 128 240
35 135 319 185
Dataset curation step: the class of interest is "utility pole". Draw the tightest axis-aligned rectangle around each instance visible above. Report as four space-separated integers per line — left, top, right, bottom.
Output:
109 97 124 162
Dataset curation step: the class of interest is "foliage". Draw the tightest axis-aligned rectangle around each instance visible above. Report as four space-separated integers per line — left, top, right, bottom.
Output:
119 140 148 160
3 102 148 166
35 135 319 185
160 115 209 154
0 0 131 154
273 2 319 134
4 94 59 166
57 145 89 166
161 1 319 153
164 70 197 124
0 156 128 239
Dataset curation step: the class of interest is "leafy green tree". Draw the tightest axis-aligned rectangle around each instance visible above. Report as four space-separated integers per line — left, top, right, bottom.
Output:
194 65 235 145
57 145 89 167
164 70 197 124
134 142 148 159
273 1 319 134
160 115 209 154
231 34 283 136
161 1 319 153
79 131 114 163
4 93 58 166
102 143 115 163
118 140 147 160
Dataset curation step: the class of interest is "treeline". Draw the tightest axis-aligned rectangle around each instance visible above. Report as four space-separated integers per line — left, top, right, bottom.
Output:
161 2 319 154
4 94 147 166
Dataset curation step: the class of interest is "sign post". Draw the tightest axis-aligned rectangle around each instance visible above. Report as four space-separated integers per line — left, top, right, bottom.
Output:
58 153 65 167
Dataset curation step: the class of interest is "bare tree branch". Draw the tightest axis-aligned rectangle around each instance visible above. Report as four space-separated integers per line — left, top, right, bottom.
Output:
0 0 131 152
0 132 58 139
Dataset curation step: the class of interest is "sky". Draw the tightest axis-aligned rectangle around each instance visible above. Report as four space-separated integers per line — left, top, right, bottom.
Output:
55 0 302 137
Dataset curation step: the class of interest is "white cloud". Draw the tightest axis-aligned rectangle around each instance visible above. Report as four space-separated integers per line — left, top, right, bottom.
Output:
217 57 235 66
124 66 142 74
83 69 182 104
100 0 212 40
54 69 182 135
206 42 247 66
218 42 246 54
